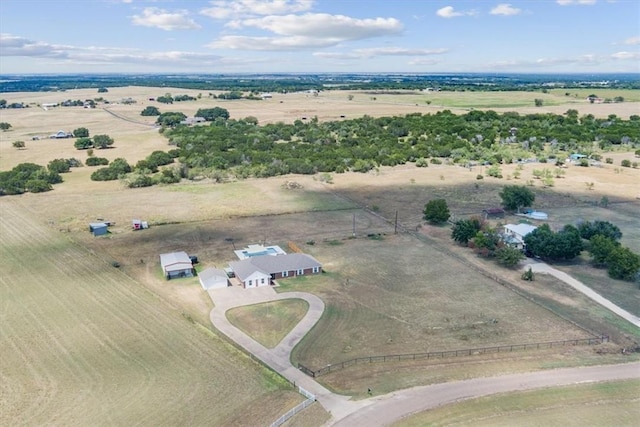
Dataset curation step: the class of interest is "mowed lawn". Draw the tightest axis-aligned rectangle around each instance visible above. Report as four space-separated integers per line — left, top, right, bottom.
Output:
0 199 303 426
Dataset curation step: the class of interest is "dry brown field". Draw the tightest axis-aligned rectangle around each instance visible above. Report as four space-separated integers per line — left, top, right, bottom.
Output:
0 198 304 426
1 86 639 423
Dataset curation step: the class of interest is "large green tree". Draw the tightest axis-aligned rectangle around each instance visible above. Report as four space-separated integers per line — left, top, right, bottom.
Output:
499 185 535 211
73 127 89 137
423 199 450 224
451 218 482 245
141 106 160 116
495 246 525 267
607 247 640 281
93 134 114 149
589 235 620 266
195 107 230 121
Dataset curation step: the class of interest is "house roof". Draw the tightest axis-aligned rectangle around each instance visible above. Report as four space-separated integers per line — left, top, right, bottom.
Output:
504 223 537 237
199 267 228 282
482 208 505 214
229 253 321 281
160 251 192 272
89 222 108 229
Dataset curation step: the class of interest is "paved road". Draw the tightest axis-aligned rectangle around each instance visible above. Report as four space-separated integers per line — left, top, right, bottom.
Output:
208 286 640 426
526 262 640 328
331 362 640 426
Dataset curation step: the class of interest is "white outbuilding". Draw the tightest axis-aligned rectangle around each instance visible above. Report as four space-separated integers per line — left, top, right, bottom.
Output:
199 267 230 290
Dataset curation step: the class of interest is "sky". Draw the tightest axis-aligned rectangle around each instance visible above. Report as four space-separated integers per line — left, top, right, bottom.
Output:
0 0 638 74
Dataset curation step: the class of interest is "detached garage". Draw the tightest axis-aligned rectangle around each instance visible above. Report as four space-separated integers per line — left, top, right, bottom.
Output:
199 268 230 290
160 251 194 280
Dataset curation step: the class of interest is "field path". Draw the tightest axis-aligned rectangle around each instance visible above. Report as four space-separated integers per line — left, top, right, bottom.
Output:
526 261 640 328
208 286 640 426
102 106 158 127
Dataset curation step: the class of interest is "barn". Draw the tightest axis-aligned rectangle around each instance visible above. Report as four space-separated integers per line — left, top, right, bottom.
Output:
199 268 230 290
160 251 194 280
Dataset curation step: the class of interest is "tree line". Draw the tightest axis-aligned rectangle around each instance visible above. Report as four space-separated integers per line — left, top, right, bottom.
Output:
164 109 639 181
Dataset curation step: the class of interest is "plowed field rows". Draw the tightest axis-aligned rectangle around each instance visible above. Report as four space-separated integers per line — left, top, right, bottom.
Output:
0 199 300 426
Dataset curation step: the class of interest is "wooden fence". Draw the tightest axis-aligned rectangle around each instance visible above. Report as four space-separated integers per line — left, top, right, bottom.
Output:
298 336 608 378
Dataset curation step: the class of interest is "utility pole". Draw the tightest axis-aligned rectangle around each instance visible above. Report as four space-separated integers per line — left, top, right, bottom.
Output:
352 213 356 237
394 210 398 234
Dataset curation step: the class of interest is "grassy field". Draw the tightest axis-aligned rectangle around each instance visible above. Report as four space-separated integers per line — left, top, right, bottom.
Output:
0 199 304 426
227 299 309 348
2 86 639 424
395 379 640 427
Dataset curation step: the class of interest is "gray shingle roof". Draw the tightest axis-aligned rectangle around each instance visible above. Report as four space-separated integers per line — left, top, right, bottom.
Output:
229 253 321 281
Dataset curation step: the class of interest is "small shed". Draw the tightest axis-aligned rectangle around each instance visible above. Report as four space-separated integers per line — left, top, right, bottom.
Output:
482 208 505 219
199 268 230 290
160 251 194 280
89 222 108 236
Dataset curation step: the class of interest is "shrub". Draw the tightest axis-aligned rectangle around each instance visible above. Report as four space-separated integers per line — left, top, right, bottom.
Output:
605 157 613 164
86 157 109 166
47 158 71 173
621 159 631 168
429 158 442 164
476 174 483 180
25 179 52 193
415 158 429 167
74 137 93 150
579 158 589 167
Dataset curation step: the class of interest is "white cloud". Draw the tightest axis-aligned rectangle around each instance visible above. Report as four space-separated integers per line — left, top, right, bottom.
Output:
623 36 640 45
201 0 314 20
131 8 201 31
490 4 522 16
210 13 403 50
0 34 69 58
209 35 339 50
235 13 402 38
354 47 447 57
556 0 596 5
313 47 447 60
436 6 460 18
611 51 640 60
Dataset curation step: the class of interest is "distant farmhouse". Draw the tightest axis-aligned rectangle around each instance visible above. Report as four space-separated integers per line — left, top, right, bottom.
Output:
50 130 72 139
502 224 537 250
180 116 206 126
160 251 194 280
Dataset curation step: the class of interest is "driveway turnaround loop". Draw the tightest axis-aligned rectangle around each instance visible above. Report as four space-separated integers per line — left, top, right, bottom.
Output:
209 286 640 426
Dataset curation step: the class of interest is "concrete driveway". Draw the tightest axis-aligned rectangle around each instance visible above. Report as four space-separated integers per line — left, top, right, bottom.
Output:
208 285 640 426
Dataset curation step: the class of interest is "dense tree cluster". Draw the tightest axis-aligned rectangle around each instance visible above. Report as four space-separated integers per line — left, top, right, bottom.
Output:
165 110 640 180
4 73 639 94
90 158 131 181
523 224 583 261
0 163 63 195
580 221 639 281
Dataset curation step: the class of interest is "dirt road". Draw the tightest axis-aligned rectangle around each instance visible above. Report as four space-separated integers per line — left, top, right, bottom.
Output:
526 262 640 328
